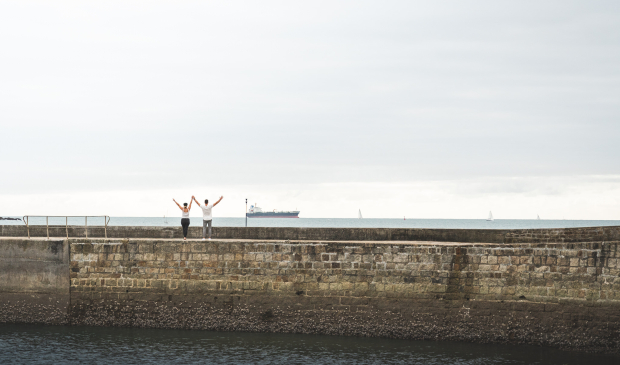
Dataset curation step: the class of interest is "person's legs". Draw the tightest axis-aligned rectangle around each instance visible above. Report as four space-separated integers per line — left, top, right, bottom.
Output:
207 219 212 239
181 218 189 239
202 220 207 239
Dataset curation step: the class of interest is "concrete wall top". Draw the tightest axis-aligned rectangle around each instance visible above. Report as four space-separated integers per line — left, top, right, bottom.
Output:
2 224 620 243
0 238 69 294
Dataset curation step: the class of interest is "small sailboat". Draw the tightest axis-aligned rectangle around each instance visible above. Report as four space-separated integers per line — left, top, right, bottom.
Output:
537 214 541 220
358 209 363 219
164 210 169 224
486 211 494 221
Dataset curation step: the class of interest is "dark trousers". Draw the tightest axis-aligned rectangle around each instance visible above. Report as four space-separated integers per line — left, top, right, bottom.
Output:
181 218 190 238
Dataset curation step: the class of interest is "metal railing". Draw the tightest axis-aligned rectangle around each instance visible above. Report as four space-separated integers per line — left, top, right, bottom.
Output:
22 216 111 239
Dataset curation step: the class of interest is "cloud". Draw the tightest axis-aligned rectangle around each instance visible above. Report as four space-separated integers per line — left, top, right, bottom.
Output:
0 1 619 220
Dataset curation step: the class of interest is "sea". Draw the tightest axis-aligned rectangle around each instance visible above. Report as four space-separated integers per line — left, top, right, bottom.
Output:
0 324 617 365
2 216 620 230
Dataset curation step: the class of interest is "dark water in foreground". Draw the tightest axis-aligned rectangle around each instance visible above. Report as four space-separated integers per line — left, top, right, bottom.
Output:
0 324 616 364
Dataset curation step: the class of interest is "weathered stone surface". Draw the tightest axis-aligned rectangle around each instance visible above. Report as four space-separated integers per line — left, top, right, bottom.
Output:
3 236 620 355
0 293 69 325
2 225 620 243
0 238 70 324
68 294 620 354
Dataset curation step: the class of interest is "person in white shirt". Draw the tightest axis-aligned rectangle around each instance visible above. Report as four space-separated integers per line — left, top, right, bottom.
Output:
192 195 223 240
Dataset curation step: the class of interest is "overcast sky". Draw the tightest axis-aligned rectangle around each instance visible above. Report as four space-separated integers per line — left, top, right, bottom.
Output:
1 1 619 219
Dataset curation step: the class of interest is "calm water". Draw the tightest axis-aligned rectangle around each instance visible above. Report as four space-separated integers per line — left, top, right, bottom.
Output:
3 216 620 229
0 324 616 364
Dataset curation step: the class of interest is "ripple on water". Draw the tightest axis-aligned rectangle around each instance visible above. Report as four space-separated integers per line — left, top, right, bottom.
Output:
0 324 618 365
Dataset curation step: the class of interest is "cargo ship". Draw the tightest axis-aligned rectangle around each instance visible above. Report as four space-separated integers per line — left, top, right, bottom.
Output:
246 204 300 218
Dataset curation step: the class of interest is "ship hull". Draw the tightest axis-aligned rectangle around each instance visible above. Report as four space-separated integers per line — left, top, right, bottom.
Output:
246 212 299 218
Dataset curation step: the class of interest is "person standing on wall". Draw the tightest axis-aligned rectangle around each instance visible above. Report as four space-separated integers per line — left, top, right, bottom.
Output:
192 195 223 240
172 198 193 240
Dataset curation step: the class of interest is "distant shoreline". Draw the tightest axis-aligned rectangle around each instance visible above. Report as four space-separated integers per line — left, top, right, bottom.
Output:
1 217 619 230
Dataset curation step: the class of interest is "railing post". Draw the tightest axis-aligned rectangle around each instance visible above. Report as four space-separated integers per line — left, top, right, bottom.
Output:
85 216 88 238
46 216 49 240
24 216 30 239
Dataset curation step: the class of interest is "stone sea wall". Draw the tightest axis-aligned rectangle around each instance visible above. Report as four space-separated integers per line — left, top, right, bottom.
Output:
2 224 620 243
0 238 70 324
3 235 620 354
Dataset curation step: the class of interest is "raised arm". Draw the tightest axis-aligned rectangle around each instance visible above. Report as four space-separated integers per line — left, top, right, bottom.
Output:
173 199 183 210
188 197 193 210
213 196 224 207
192 195 201 207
